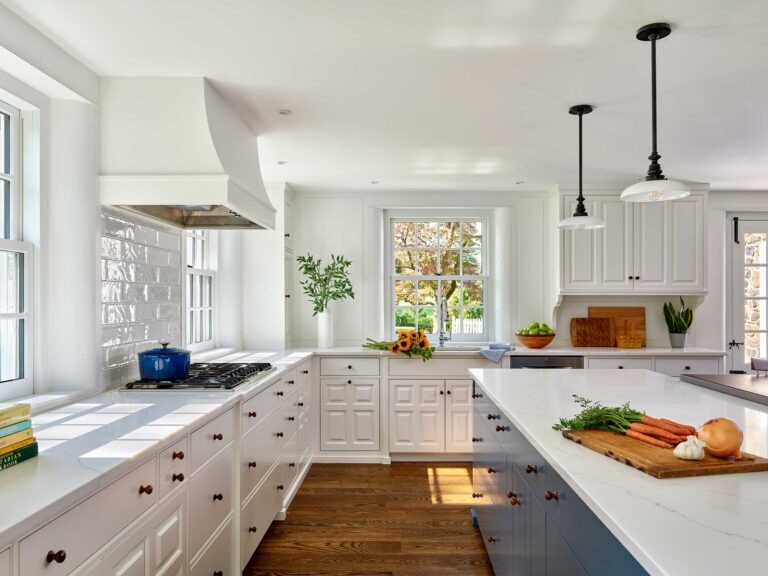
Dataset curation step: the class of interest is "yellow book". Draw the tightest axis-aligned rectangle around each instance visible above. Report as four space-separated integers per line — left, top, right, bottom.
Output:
0 436 36 457
0 404 32 428
0 428 33 450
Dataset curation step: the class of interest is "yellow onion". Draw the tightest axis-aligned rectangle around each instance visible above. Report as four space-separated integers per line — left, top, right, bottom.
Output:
696 418 743 458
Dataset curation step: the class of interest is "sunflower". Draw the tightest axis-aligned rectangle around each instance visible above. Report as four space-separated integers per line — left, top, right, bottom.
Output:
398 338 412 352
409 330 419 341
389 341 400 353
417 338 429 349
398 330 410 341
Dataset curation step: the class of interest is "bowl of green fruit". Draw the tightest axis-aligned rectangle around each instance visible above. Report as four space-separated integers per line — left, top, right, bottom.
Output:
515 322 555 349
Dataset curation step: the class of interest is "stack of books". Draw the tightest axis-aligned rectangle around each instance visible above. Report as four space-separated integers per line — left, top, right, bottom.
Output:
0 403 38 472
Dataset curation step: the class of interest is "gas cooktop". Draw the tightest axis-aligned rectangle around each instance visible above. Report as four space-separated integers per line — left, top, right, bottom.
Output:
123 362 276 390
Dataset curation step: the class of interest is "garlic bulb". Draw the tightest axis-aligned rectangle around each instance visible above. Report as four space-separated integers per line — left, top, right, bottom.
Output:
673 435 706 461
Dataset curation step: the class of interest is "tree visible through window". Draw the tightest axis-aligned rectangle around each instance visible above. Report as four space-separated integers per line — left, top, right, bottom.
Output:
391 218 487 340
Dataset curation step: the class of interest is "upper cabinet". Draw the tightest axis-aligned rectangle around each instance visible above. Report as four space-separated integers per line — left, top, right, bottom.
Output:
561 192 705 295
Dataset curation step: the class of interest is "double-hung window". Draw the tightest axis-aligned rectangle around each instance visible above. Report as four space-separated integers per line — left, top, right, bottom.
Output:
0 99 32 399
390 216 489 342
185 230 215 352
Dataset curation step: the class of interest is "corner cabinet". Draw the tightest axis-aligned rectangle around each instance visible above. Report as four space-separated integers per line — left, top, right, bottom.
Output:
472 382 648 576
561 192 705 294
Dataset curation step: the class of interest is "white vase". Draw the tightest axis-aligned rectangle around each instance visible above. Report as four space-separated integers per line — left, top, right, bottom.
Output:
317 310 333 349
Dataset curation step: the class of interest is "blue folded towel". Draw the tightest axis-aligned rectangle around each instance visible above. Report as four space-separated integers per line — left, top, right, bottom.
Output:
480 342 512 364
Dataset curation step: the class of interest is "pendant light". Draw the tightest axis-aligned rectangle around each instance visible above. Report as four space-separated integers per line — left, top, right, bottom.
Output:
557 105 605 230
621 23 690 202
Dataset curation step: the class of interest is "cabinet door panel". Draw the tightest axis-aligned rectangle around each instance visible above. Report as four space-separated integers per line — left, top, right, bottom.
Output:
351 409 378 447
105 537 149 576
669 197 703 287
153 493 185 576
530 488 546 576
389 380 444 453
562 197 599 290
599 198 633 290
634 202 666 287
321 378 379 451
546 522 588 576
508 465 529 576
446 380 473 452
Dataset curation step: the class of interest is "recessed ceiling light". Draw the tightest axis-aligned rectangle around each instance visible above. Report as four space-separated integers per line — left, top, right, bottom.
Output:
278 109 293 116
371 180 380 185
277 160 287 165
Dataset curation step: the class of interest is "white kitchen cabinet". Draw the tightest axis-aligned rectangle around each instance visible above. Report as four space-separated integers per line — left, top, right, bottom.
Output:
0 548 9 576
445 379 473 453
320 377 379 451
653 357 722 377
189 518 232 576
284 251 294 348
390 380 445 452
586 358 654 370
560 192 705 294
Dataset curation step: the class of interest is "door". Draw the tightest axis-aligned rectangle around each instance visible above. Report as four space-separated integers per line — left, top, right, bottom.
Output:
445 379 473 452
633 202 667 288
731 219 768 373
389 379 445 452
321 378 379 451
561 196 599 291
598 198 634 290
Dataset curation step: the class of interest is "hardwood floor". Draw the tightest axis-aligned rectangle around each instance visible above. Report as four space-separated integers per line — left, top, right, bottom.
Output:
243 462 493 576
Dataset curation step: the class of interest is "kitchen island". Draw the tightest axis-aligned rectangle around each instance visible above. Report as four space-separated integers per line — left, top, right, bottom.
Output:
469 368 768 576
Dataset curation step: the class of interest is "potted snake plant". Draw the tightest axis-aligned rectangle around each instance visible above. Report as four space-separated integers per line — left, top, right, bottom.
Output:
663 297 693 348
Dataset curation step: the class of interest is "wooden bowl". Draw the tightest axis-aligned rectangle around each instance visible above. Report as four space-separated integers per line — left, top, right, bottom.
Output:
516 334 555 349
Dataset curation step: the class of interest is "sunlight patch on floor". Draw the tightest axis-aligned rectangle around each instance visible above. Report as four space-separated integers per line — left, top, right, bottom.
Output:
427 466 475 505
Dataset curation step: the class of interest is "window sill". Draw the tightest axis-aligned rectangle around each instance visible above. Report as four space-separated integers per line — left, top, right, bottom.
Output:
8 389 99 415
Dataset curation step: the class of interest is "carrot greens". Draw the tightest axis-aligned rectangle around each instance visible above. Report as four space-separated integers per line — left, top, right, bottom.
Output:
552 395 645 434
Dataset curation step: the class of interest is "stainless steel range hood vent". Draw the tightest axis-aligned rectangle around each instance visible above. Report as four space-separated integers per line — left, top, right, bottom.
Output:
100 77 275 230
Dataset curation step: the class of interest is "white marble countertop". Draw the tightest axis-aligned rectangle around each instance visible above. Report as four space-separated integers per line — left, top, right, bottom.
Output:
0 350 312 545
469 368 768 576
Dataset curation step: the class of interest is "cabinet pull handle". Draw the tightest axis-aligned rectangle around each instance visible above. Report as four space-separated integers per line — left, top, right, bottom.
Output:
302 370 309 374
487 536 498 543
525 464 538 474
212 433 224 441
347 365 353 369
275 432 284 438
545 490 559 501
297 402 304 407
172 473 184 482
289 462 296 468
487 414 500 420
214 571 223 576
213 493 224 501
248 411 257 418
172 450 184 460
472 392 483 399
276 391 284 396
618 365 624 369
249 526 258 533
45 550 66 564
635 275 640 280
487 467 497 474
439 390 444 395
139 484 153 495
347 380 352 384
288 416 295 421
685 366 691 370
507 491 517 499
472 492 483 498
248 461 257 468
628 275 633 280
277 484 284 490
289 380 295 385
495 425 510 432
472 437 482 443
510 497 521 506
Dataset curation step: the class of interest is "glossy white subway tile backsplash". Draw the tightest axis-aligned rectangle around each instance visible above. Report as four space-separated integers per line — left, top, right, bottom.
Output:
101 208 183 386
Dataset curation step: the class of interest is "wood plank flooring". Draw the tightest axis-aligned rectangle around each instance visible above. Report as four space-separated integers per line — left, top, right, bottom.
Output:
243 462 493 576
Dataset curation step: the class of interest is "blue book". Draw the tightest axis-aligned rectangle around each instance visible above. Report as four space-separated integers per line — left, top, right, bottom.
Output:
0 419 31 439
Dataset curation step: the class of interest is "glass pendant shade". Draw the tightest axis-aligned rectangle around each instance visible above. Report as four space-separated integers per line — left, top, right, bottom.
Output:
620 178 690 202
557 215 605 230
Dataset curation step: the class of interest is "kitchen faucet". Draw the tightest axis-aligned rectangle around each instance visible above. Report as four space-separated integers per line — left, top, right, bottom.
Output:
438 296 451 348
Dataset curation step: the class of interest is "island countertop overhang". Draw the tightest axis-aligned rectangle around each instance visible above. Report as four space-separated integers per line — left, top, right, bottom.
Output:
468 368 768 576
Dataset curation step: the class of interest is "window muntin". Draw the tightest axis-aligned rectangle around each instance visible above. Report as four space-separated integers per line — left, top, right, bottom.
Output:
0 99 31 399
185 230 214 350
391 218 487 340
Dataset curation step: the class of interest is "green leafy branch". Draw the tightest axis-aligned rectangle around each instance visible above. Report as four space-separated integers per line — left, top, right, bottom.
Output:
297 253 355 316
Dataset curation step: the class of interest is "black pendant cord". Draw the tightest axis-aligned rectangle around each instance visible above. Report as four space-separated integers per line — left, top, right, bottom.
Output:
574 110 587 216
645 31 666 181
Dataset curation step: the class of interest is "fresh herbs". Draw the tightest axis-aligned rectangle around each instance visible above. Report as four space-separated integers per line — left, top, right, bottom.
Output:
552 395 645 434
297 253 355 316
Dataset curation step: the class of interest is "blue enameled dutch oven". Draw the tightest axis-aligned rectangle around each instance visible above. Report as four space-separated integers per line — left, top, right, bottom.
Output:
138 342 191 381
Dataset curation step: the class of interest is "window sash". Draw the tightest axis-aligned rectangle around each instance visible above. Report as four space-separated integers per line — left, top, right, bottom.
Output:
185 229 215 352
0 238 32 401
0 100 20 241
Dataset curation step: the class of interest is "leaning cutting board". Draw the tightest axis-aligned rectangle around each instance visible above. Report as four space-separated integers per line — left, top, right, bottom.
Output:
570 318 615 347
588 307 646 347
563 429 768 478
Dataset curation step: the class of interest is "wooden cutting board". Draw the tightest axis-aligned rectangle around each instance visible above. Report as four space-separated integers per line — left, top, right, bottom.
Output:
588 307 646 347
563 429 768 479
570 318 615 347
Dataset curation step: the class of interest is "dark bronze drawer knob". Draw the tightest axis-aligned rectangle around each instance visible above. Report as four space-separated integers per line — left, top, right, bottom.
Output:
526 464 538 474
275 432 284 438
214 571 223 576
46 550 66 564
302 370 309 374
288 380 295 385
276 391 284 396
496 425 510 432
472 437 482 443
289 462 296 468
507 491 517 499
139 484 153 495
172 473 184 482
545 490 559 501
487 536 498 543
212 433 223 441
472 393 483 399
618 365 624 369
297 402 304 407
288 416 295 421
487 414 501 420
510 497 521 506
685 366 691 370
172 450 184 460
472 492 483 498
277 484 284 490
213 493 223 501
248 411 257 418
347 365 353 369
249 526 258 533
487 467 497 474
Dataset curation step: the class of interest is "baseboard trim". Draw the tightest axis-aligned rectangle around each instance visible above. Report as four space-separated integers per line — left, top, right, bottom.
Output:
277 456 313 520
311 454 391 464
389 453 472 462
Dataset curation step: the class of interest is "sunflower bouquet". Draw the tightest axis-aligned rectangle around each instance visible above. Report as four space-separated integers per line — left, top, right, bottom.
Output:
363 330 434 361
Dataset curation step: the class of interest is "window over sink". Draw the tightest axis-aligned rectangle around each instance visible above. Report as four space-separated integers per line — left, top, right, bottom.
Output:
0 98 31 399
185 230 216 352
388 213 489 342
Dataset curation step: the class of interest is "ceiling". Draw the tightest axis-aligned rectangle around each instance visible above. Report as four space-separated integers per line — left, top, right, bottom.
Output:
3 0 768 193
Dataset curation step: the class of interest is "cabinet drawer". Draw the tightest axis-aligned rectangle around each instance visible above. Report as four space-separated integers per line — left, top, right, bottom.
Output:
545 466 646 576
389 357 494 377
283 430 299 491
240 463 282 569
0 548 9 576
587 358 654 370
320 357 380 376
158 437 189 499
190 518 233 576
191 408 234 471
654 357 720 377
242 381 284 433
296 361 311 385
190 444 234 553
241 410 283 499
19 457 157 576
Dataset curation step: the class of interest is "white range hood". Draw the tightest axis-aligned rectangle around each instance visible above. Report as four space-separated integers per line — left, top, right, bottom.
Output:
100 77 275 229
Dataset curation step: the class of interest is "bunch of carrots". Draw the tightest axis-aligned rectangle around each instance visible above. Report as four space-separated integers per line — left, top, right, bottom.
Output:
553 395 696 449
